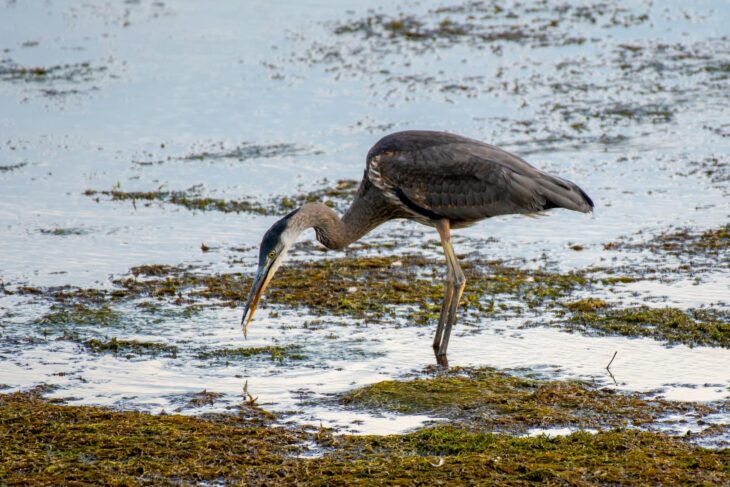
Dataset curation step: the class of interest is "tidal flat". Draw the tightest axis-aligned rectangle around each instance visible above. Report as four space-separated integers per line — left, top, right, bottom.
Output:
2 376 728 485
1 0 728 484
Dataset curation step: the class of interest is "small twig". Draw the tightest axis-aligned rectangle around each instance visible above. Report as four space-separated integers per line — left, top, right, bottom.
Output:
606 367 618 386
606 351 618 370
242 380 258 406
246 392 259 406
605 351 618 386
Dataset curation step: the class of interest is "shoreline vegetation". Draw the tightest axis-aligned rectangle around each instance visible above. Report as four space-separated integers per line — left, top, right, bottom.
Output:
2 370 728 485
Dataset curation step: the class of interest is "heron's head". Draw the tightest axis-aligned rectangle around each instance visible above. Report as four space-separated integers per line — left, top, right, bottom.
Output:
241 209 301 337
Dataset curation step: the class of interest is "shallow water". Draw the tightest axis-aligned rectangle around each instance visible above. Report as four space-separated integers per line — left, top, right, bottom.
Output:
0 0 728 438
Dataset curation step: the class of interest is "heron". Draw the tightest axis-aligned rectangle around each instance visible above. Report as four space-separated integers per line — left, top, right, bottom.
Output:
241 130 594 364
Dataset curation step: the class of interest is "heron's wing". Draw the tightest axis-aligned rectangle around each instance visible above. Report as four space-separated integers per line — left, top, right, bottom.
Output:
367 131 593 223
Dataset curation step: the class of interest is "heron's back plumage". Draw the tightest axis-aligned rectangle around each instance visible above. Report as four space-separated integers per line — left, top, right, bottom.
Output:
366 130 593 227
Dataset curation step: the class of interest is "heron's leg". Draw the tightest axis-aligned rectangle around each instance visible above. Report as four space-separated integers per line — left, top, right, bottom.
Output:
432 246 455 350
439 253 465 357
434 220 465 358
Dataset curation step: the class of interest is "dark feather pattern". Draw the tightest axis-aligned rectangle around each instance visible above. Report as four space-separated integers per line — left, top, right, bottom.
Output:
366 130 593 227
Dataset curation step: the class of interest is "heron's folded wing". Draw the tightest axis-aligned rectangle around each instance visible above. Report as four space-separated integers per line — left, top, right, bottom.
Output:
372 140 592 223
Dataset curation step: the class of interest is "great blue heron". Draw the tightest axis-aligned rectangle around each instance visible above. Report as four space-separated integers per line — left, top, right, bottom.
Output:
242 130 593 364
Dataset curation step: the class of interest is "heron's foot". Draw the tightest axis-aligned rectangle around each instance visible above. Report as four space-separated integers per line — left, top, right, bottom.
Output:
433 348 449 368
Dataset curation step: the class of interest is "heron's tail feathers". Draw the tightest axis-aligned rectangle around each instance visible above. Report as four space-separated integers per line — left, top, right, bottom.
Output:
535 173 594 213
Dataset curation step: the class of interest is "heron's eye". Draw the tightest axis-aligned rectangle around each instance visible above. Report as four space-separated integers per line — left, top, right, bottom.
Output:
268 250 277 259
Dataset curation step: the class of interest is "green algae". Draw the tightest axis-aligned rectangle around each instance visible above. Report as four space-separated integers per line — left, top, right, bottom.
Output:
276 179 359 212
0 162 27 172
331 1 644 49
303 427 728 486
657 226 729 257
602 103 674 122
83 337 178 357
133 141 311 166
562 298 609 312
35 303 121 327
604 224 730 261
196 345 306 363
685 156 730 186
39 227 89 236
0 391 301 486
83 179 359 216
23 249 726 348
83 188 273 215
341 367 715 433
265 255 593 324
181 142 307 162
1 391 727 486
565 306 730 348
0 59 106 84
176 389 225 410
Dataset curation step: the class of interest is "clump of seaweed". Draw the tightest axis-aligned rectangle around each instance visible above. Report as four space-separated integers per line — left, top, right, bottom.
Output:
653 226 728 257
181 142 307 162
603 224 730 271
1 390 727 485
174 389 226 410
562 298 609 312
83 337 178 357
0 162 27 172
0 390 301 485
307 427 729 485
35 304 121 327
24 247 728 348
684 155 730 187
341 367 716 433
0 58 110 97
133 141 313 166
564 306 730 348
276 179 359 213
332 1 645 48
196 345 306 364
0 59 106 84
83 188 273 215
83 179 359 216
39 228 89 236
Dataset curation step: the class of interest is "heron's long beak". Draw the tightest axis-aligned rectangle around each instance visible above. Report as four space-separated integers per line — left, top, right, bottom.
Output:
241 262 275 338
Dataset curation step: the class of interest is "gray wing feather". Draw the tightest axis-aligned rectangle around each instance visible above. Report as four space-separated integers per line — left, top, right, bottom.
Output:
368 131 593 224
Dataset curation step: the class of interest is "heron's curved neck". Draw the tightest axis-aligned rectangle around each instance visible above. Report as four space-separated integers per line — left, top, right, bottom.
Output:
290 202 378 250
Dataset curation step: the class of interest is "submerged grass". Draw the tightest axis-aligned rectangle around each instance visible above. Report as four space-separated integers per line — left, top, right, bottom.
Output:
604 224 730 267
266 255 593 325
39 227 90 236
83 179 359 216
196 345 306 363
1 391 727 485
565 306 730 348
83 337 178 357
341 367 716 433
24 248 728 347
35 304 121 327
309 427 728 486
0 391 301 485
331 1 646 48
83 188 273 215
0 59 106 84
